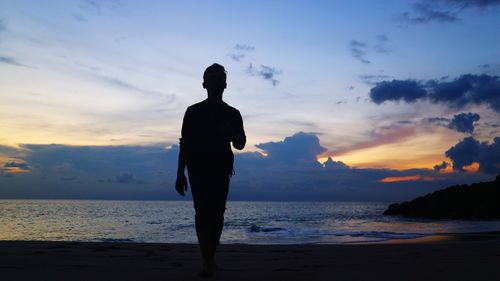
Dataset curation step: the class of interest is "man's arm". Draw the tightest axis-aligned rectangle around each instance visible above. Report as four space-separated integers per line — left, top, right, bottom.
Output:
175 109 190 196
175 138 188 196
232 110 246 150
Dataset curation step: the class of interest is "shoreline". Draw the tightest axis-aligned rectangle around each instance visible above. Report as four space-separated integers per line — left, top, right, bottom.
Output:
3 230 500 245
2 232 500 281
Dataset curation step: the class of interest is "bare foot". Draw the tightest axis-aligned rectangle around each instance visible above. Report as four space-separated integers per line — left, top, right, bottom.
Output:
198 262 215 278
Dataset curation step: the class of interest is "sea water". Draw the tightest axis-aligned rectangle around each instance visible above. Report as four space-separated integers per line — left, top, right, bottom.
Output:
1 200 499 244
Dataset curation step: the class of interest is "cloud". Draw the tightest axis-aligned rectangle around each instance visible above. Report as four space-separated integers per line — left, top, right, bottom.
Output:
433 161 449 172
229 44 283 86
79 0 123 17
399 0 500 24
255 132 326 168
228 43 254 62
445 136 500 174
378 174 434 183
0 133 493 201
400 3 458 24
60 175 78 181
427 74 500 110
247 64 282 86
234 44 255 51
330 125 418 156
323 157 349 169
397 120 414 125
349 40 370 64
359 74 393 85
228 53 245 62
445 0 500 8
448 112 480 133
72 13 88 22
0 19 6 31
426 117 451 125
97 75 176 100
369 80 427 104
374 34 391 54
116 172 146 184
0 56 27 67
376 34 389 42
3 161 31 172
369 74 500 113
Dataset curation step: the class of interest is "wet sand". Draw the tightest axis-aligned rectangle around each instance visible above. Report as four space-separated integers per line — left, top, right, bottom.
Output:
1 233 500 281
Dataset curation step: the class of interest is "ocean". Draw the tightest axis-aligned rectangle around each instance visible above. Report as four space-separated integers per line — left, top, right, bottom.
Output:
1 200 499 244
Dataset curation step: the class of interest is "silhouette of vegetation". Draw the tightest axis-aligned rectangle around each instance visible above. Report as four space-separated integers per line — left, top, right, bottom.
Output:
384 175 500 219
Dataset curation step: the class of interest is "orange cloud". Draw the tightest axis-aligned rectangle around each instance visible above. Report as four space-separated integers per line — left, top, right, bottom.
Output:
330 125 418 157
3 167 30 173
378 174 434 183
463 162 480 173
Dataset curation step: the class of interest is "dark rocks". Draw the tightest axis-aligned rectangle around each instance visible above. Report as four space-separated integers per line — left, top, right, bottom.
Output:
383 174 500 219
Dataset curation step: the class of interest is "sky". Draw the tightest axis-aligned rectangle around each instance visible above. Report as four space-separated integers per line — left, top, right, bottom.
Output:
0 0 499 201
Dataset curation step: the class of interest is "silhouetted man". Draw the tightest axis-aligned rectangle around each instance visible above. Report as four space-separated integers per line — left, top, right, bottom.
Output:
175 63 246 277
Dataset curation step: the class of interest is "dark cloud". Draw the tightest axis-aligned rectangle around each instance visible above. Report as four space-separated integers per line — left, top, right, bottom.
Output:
400 3 458 24
229 44 254 62
0 56 26 67
228 53 245 62
359 74 393 85
72 13 88 22
376 34 389 42
426 116 451 127
60 175 78 181
234 44 255 51
374 45 390 54
448 112 480 134
116 172 146 184
0 133 495 201
0 145 26 156
374 34 391 54
397 120 414 125
427 74 500 111
247 64 282 86
369 74 500 113
479 64 491 69
349 40 370 64
426 117 451 123
399 0 500 24
323 157 349 169
445 0 500 8
369 80 427 104
230 44 282 86
256 132 326 168
433 161 449 172
445 136 500 174
79 0 123 16
3 161 30 171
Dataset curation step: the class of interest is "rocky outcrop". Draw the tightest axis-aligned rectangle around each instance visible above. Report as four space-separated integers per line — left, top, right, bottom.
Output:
383 175 500 219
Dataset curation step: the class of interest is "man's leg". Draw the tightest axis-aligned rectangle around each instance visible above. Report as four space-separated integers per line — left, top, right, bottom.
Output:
189 173 216 276
213 174 230 246
189 170 230 276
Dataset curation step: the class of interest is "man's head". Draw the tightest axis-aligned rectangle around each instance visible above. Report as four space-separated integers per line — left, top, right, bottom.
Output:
203 63 226 98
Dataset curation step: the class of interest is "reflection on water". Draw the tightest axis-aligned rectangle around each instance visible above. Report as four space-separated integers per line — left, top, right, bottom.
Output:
1 200 499 244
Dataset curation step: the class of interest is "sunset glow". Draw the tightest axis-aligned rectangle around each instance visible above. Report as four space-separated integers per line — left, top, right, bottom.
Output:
378 175 434 183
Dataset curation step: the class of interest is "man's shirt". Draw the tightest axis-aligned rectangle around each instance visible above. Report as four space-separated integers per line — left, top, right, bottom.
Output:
180 99 245 175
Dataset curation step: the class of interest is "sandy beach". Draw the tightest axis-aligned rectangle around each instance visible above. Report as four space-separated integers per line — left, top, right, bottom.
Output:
1 233 500 281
